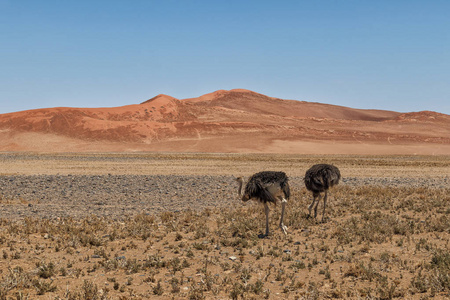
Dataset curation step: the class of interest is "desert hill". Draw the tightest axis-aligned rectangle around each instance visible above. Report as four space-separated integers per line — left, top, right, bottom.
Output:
0 89 449 154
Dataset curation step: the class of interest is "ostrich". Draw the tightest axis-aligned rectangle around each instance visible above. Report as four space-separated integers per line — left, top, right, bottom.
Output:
304 164 341 222
236 171 290 237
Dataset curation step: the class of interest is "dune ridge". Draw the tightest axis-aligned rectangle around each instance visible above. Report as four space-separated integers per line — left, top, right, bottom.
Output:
0 89 449 154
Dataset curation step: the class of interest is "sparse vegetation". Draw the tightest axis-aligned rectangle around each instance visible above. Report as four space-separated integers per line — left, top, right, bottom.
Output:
0 153 449 298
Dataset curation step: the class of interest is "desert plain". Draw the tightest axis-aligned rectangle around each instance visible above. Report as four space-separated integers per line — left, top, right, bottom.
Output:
0 152 449 299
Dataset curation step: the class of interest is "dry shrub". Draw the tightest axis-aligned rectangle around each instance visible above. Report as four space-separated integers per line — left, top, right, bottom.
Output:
33 279 57 295
36 261 55 279
0 267 32 293
123 213 156 240
344 262 381 282
333 211 412 244
425 249 450 293
65 279 108 300
216 207 260 240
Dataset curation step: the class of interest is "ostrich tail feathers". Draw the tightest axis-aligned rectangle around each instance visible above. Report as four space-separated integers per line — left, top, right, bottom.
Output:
324 167 341 187
305 164 341 192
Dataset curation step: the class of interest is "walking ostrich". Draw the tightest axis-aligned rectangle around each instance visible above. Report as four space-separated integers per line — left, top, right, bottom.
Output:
236 171 290 237
304 164 341 222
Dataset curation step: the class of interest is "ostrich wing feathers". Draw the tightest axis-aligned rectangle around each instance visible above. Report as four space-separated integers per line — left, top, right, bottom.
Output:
244 171 290 203
282 181 291 199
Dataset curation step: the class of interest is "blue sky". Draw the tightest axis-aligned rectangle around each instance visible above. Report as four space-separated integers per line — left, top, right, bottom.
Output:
1 0 449 114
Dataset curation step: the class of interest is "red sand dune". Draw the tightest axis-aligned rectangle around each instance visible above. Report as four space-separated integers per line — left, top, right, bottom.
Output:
0 89 449 154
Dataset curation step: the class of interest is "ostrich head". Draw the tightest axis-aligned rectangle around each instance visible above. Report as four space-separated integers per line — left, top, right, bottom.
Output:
235 177 250 202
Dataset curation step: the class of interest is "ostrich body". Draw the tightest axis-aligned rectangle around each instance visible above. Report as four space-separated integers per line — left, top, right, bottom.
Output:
304 164 341 222
236 171 290 237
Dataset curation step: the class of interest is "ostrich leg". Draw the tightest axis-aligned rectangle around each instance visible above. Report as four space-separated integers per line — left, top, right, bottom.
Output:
307 194 317 218
279 198 288 235
313 194 321 219
322 191 328 222
264 202 270 237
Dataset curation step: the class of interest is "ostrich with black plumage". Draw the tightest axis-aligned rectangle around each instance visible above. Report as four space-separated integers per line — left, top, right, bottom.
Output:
236 171 290 237
304 164 341 222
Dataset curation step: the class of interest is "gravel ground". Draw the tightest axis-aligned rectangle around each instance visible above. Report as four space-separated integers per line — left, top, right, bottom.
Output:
0 175 448 220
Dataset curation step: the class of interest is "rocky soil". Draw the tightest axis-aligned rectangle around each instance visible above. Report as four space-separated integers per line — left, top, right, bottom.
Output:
1 174 448 221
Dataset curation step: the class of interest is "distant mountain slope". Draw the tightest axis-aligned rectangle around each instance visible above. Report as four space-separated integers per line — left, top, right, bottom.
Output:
0 89 449 154
182 89 400 121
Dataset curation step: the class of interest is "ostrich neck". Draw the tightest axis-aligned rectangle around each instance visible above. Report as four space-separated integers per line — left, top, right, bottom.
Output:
237 178 244 197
